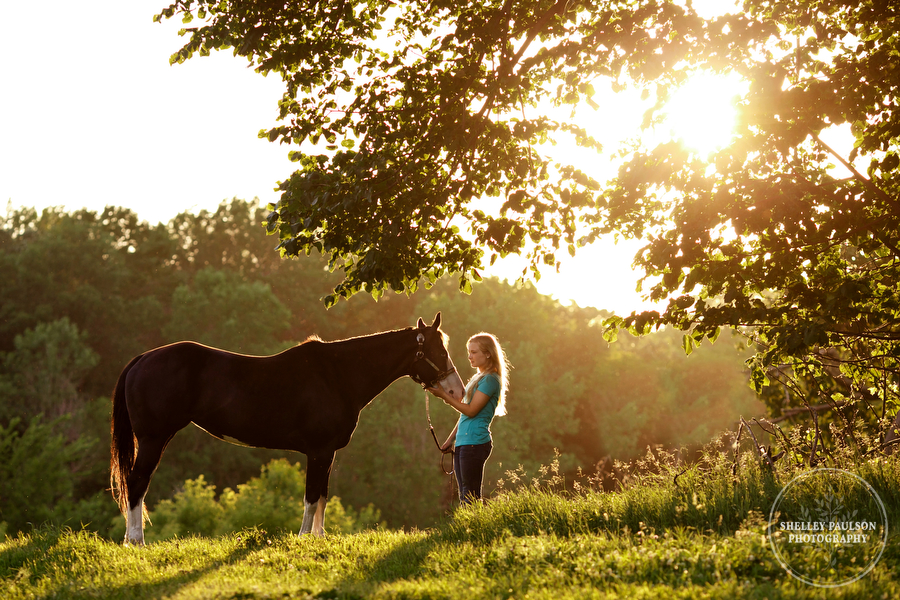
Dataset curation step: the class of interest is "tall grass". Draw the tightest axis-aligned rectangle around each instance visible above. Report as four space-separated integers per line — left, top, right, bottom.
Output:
449 442 900 545
2 447 898 599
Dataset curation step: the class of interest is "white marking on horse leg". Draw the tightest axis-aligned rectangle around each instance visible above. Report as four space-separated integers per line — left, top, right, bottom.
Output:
300 498 316 535
312 497 327 536
125 496 146 546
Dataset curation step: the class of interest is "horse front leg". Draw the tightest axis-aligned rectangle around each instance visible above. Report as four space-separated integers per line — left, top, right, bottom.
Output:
300 450 335 536
124 435 169 546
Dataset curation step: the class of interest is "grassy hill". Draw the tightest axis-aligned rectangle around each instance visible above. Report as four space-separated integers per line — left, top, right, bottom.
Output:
2 456 898 599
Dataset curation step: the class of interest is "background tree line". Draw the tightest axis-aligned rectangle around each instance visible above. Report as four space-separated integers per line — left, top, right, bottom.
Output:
0 199 761 539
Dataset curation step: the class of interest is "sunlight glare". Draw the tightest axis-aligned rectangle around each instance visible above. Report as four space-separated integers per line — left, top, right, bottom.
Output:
660 73 744 154
484 238 662 315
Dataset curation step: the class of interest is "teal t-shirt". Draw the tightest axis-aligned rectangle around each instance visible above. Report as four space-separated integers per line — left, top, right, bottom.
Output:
455 373 501 447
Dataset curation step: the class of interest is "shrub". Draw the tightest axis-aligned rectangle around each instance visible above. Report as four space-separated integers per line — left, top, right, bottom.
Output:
0 416 95 535
140 459 382 542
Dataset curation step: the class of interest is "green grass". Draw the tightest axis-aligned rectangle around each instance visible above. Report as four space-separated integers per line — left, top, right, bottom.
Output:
3 456 899 599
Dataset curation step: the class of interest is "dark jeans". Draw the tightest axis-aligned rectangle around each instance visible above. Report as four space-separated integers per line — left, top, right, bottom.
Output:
453 442 492 504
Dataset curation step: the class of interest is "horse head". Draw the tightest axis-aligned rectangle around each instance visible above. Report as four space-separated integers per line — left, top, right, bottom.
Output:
412 312 465 399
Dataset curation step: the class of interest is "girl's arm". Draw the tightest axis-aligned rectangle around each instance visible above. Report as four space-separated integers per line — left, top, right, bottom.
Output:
442 423 458 452
427 386 491 418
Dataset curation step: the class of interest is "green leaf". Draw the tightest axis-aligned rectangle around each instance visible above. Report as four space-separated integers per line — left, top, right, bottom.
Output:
602 326 618 344
682 334 696 356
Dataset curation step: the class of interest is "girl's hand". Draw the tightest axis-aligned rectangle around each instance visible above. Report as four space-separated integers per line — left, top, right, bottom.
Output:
442 426 457 453
425 386 447 400
427 386 457 408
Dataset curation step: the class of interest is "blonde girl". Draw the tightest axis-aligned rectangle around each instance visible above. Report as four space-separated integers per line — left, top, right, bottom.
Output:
427 332 509 504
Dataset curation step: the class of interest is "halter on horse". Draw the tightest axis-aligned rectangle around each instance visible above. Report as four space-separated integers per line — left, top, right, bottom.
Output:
410 331 459 472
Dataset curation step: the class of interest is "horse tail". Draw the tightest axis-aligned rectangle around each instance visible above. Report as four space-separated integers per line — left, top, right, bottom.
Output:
110 354 143 517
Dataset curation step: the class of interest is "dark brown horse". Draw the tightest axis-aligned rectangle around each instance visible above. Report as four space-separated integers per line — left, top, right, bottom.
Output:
110 313 464 545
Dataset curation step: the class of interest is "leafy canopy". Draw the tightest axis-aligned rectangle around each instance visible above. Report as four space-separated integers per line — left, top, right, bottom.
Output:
156 0 707 305
600 1 900 441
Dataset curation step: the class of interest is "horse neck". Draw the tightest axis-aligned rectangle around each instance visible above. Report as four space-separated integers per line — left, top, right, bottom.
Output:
327 328 416 408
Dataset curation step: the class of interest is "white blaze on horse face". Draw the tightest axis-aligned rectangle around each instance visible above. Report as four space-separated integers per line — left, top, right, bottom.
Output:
437 355 465 399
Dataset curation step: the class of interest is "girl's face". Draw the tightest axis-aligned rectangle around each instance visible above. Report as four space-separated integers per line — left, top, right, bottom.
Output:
467 342 491 372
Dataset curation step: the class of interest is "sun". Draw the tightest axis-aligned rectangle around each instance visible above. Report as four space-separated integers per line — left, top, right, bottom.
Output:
659 72 745 154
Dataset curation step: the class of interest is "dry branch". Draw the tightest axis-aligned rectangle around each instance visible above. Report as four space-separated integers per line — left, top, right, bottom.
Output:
767 401 848 424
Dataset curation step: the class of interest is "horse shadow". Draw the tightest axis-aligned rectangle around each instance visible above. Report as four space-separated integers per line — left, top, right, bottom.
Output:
0 523 473 598
319 530 444 598
0 527 303 599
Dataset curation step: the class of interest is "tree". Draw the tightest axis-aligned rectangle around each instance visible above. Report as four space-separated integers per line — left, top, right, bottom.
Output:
598 1 900 453
168 198 285 277
0 319 98 424
0 320 121 537
163 266 293 354
588 328 759 461
157 1 900 452
0 417 90 536
0 205 173 392
156 0 705 304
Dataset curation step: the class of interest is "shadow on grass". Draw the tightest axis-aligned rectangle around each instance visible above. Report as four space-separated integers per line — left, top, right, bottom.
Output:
0 525 66 579
0 526 306 600
320 504 527 598
317 528 446 600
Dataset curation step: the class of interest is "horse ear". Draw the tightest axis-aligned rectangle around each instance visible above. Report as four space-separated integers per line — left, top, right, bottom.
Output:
432 312 441 329
417 317 426 329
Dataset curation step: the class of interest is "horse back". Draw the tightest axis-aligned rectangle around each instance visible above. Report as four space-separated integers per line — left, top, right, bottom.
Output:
123 341 355 452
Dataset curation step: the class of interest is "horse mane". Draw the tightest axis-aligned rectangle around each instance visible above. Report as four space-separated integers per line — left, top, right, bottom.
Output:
296 326 436 352
300 326 418 346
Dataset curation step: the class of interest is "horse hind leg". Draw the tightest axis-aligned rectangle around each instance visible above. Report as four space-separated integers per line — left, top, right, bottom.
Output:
301 451 335 536
301 497 328 537
124 435 169 545
311 496 327 535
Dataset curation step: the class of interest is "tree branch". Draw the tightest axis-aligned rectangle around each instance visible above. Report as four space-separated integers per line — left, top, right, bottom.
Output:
811 131 900 214
766 400 848 424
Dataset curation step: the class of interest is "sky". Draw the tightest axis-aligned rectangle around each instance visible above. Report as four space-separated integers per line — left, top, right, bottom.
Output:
1 1 291 222
0 1 734 315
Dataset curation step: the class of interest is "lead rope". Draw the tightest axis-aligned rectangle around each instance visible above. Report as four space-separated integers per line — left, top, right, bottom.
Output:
425 390 454 476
